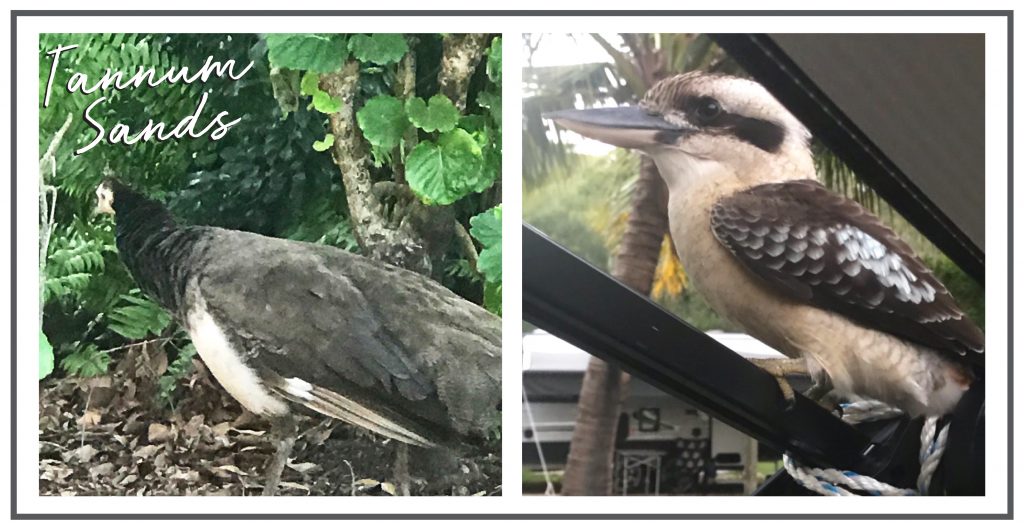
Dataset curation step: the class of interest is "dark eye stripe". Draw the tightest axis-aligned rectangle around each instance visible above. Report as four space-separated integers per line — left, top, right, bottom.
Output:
727 116 786 153
677 95 787 153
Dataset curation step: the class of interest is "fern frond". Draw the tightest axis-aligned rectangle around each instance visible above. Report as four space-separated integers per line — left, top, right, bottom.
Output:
59 344 111 378
107 290 172 340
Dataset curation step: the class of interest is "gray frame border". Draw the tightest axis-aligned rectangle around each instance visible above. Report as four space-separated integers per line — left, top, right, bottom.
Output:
10 9 1013 520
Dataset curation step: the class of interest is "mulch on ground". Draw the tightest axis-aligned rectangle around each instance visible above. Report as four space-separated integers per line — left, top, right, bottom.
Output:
39 342 501 496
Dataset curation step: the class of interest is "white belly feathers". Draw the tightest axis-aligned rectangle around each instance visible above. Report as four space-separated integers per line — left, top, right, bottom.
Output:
185 299 289 417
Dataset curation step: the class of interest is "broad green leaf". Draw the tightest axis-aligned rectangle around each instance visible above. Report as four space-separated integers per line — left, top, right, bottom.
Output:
348 34 408 65
300 71 320 96
311 90 342 114
470 204 502 284
405 94 460 133
477 144 501 193
356 95 408 163
39 330 54 380
486 37 501 84
266 34 348 73
312 133 335 152
405 128 484 205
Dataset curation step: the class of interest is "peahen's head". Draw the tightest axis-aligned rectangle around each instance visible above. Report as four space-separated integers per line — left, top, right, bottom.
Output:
95 179 155 218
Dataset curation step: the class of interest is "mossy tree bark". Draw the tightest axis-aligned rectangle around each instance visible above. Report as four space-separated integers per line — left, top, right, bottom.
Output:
319 60 433 276
319 37 487 279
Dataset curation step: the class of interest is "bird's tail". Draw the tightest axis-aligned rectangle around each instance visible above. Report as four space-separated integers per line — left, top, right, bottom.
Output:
266 374 437 448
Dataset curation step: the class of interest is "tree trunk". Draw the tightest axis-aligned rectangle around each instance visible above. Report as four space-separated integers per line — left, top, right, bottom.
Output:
319 37 488 279
318 61 433 275
439 34 489 111
560 158 669 495
559 358 629 496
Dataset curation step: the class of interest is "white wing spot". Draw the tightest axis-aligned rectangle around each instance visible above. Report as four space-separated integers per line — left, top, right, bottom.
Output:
831 225 937 304
284 377 314 400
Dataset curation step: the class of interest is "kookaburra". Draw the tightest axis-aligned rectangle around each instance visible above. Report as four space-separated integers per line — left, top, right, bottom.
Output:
548 72 983 417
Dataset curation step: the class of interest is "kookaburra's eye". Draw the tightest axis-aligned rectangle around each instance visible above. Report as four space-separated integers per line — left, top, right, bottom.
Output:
694 97 723 122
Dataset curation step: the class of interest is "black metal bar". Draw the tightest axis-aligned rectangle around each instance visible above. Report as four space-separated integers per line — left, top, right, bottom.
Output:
523 224 882 473
711 33 985 284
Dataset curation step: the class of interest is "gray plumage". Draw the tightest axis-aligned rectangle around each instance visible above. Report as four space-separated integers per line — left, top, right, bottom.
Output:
102 179 500 450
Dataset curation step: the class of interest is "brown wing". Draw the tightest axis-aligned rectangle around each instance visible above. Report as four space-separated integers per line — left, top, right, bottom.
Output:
710 179 983 365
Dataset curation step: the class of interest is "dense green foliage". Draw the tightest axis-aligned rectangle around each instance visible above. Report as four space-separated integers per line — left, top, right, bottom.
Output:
523 151 737 332
39 33 501 388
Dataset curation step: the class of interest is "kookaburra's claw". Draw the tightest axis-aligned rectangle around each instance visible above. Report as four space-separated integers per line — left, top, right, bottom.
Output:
804 378 835 403
748 358 810 406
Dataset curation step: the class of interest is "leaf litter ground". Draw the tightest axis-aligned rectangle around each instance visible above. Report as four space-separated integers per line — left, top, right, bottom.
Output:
39 342 500 496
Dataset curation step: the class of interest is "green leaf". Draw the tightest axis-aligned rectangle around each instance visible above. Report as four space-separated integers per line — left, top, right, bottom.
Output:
478 145 501 194
483 281 502 316
266 34 348 73
157 343 197 409
301 70 342 115
300 71 320 96
470 204 502 284
60 345 111 378
108 292 171 340
406 94 461 133
486 37 501 85
356 95 408 164
312 133 335 152
477 90 501 127
311 90 342 114
405 128 485 205
348 34 408 65
39 330 54 380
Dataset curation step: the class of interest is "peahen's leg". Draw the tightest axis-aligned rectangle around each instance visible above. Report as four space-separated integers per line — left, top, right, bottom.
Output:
262 414 298 496
394 443 412 496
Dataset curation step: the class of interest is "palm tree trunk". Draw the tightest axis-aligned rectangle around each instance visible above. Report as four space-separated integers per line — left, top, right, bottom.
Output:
560 158 668 495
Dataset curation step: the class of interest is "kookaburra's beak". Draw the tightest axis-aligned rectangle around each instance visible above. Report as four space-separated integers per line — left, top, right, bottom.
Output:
545 107 695 149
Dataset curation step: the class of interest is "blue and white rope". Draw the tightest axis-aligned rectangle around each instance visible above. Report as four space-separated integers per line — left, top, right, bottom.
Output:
917 415 950 494
783 401 950 496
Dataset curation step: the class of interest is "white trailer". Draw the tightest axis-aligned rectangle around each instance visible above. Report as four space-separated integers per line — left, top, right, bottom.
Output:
522 330 803 494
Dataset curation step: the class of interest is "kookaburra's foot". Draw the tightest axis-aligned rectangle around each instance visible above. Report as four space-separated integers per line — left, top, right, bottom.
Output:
262 414 298 496
748 358 810 405
804 377 835 403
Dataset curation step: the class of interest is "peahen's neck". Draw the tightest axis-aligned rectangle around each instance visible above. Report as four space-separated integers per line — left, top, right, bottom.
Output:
114 192 197 315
